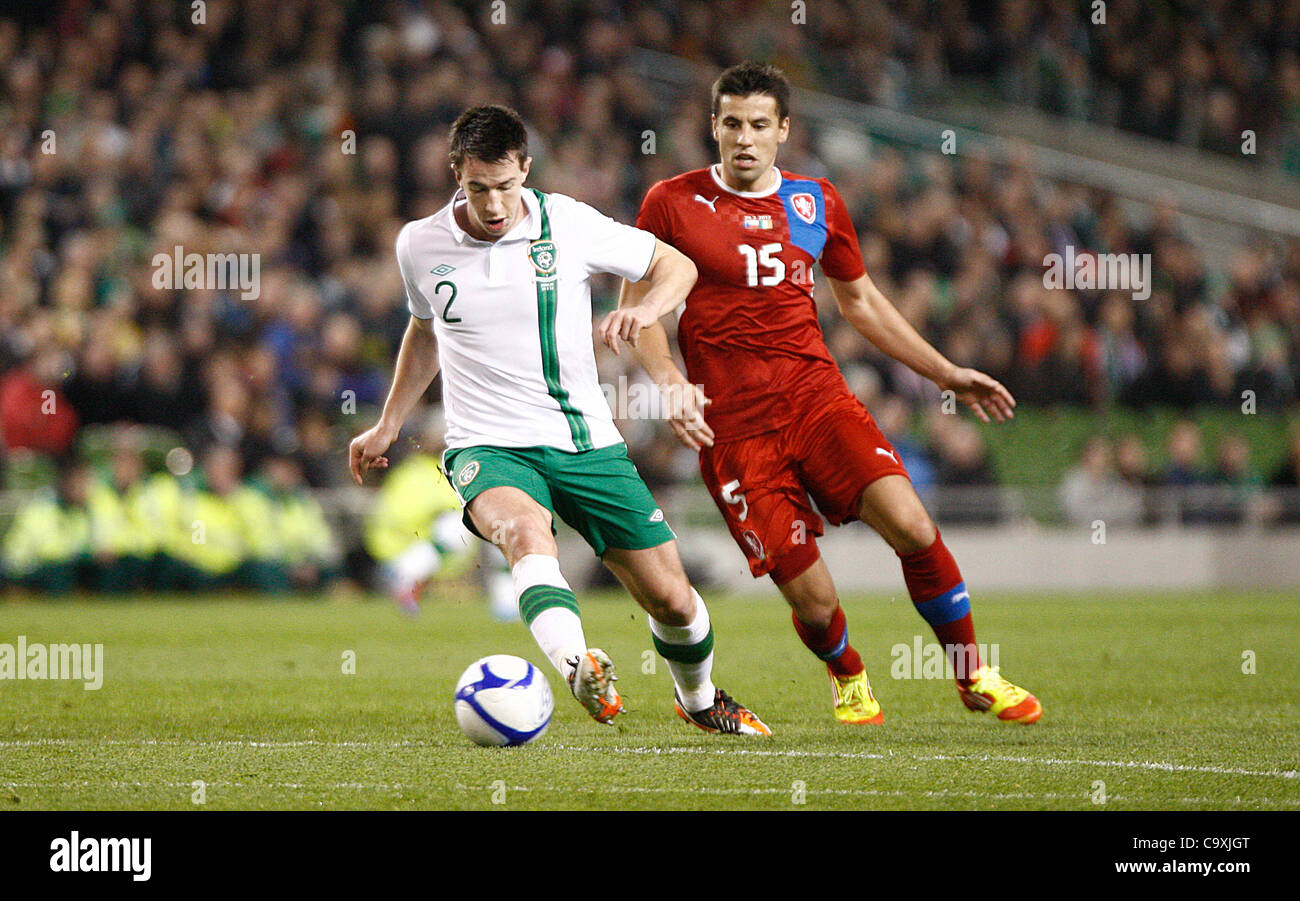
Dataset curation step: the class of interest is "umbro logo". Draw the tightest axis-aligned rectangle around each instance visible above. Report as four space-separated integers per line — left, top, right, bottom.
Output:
694 194 719 212
430 263 456 276
649 509 664 523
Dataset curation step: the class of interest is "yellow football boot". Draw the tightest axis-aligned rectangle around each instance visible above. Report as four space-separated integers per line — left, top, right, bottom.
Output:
829 667 884 725
957 665 1042 723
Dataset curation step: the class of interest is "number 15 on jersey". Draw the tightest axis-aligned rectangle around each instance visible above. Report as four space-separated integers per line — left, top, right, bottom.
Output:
738 243 784 287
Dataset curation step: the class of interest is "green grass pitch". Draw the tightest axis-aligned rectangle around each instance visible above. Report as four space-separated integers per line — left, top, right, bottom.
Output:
1 589 1297 810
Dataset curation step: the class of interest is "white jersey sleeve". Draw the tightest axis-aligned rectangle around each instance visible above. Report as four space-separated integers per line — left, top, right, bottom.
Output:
396 222 434 320
556 196 657 282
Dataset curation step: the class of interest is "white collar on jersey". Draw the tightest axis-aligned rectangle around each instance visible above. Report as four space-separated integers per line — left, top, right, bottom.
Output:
709 163 783 198
446 185 542 244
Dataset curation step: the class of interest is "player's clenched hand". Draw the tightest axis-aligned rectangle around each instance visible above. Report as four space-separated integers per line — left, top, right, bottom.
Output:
662 382 714 451
939 367 1016 424
598 305 661 355
349 422 399 485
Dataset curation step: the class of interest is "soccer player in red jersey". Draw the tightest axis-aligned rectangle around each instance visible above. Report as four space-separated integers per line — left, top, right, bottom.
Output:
602 62 1041 724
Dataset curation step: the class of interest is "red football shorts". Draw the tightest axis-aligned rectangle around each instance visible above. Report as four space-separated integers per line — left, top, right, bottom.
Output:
699 392 910 584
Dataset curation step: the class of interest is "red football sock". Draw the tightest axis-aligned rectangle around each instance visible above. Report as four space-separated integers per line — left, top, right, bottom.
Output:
791 606 864 677
897 531 982 686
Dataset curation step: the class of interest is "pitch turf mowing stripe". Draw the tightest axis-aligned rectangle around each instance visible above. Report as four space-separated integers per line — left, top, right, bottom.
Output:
531 188 592 452
9 737 1294 782
652 627 714 664
14 780 1293 806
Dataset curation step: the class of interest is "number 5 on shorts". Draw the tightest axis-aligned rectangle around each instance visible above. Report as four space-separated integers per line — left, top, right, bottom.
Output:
720 479 749 522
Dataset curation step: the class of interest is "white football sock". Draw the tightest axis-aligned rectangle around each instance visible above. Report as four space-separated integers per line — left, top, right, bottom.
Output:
513 554 585 683
649 589 716 713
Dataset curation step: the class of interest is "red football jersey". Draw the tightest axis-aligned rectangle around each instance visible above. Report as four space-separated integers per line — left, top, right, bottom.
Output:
636 165 866 440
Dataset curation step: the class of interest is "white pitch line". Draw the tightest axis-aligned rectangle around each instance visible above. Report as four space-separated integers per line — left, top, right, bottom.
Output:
546 744 1300 781
454 783 1086 800
0 738 428 749
2 737 1295 782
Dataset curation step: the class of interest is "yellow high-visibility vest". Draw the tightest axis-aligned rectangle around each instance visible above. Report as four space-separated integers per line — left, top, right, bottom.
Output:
3 493 92 573
364 455 470 574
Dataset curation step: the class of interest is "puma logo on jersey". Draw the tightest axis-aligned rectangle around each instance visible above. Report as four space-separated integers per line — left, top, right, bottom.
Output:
952 590 970 605
694 194 719 212
876 447 899 464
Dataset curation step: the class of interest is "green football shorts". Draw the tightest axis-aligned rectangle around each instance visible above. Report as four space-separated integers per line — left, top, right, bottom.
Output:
442 443 676 557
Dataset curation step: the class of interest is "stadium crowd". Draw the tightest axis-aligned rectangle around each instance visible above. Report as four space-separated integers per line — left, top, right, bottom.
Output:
1 1 1298 591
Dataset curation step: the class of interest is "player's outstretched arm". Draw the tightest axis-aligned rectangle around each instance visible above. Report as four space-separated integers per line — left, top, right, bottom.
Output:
826 272 1016 423
348 315 441 484
598 239 696 355
609 277 714 450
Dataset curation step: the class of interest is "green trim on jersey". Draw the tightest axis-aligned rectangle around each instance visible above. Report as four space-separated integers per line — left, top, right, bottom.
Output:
531 188 593 452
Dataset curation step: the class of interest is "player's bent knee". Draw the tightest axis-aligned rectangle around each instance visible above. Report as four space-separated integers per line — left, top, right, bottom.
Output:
787 590 837 628
643 582 695 626
496 516 555 559
890 512 937 553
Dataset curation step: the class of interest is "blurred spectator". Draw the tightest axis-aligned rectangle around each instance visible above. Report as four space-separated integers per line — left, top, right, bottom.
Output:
1266 429 1300 525
3 458 92 593
0 349 79 455
1059 436 1143 528
1161 419 1215 525
151 445 266 591
928 416 1002 524
1115 434 1161 526
256 453 341 593
85 426 154 591
1163 420 1208 487
1201 433 1262 525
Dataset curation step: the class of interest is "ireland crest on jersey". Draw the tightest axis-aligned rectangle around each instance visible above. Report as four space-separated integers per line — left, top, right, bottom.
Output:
529 239 557 278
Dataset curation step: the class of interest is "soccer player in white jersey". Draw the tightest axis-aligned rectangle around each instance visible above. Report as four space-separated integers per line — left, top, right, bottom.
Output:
349 105 769 735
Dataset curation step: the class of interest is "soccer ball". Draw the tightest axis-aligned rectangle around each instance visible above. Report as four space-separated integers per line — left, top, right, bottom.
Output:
453 655 554 747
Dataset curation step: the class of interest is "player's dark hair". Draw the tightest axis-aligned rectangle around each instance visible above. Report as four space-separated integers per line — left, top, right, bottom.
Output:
448 105 529 171
711 62 791 122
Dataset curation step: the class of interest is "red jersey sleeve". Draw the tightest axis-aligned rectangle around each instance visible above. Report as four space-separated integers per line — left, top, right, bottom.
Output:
636 180 676 244
818 179 866 282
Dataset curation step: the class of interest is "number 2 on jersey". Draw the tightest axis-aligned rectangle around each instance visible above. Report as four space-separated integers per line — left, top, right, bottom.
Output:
738 243 784 287
434 280 461 323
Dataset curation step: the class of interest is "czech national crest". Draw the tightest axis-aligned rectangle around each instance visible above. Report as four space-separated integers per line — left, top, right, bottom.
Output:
790 192 817 224
529 239 557 278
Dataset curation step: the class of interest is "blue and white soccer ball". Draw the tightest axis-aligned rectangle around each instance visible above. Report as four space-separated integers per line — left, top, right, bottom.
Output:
453 655 554 747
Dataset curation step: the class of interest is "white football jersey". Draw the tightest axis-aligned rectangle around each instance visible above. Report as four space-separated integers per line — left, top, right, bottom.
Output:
396 187 656 452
